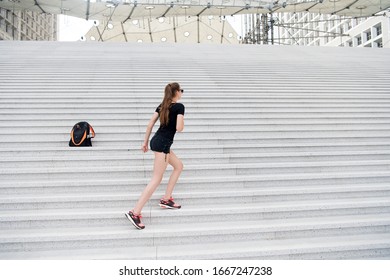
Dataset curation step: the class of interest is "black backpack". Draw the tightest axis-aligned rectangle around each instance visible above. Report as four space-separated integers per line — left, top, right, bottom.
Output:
69 121 95 147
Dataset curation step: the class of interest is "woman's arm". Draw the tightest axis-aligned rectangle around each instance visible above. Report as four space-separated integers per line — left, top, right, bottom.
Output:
142 112 159 153
176 114 184 132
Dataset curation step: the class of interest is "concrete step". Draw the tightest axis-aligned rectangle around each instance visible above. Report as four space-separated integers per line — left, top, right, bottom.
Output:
0 171 389 195
1 197 390 230
2 123 390 135
0 214 389 253
1 232 389 260
2 137 390 149
2 96 390 103
1 232 389 259
1 184 390 210
2 102 390 109
1 142 390 157
3 75 386 81
3 87 388 96
2 130 390 143
2 106 390 114
1 75 387 82
2 150 390 168
4 89 389 96
1 160 390 181
3 117 390 126
3 113 390 120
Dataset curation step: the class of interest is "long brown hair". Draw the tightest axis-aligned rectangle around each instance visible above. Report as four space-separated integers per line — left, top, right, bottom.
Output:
160 82 180 126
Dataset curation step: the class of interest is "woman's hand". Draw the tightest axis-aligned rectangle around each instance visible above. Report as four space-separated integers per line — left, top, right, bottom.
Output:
141 142 149 153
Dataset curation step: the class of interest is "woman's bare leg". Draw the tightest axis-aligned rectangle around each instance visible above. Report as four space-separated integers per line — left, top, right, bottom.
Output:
163 150 183 200
133 152 169 215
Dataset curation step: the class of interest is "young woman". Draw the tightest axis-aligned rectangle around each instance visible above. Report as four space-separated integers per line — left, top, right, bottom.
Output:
125 82 185 230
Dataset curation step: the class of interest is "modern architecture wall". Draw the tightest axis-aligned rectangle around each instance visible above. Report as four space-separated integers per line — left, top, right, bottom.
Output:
0 8 57 41
274 12 389 48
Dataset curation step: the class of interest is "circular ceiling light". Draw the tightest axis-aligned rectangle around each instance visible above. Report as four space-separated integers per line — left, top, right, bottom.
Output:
158 17 165 23
132 19 139 25
184 31 190 37
161 37 167 42
207 35 213 40
145 6 155 10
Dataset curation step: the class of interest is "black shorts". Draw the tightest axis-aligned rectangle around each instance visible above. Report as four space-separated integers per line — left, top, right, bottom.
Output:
150 134 173 154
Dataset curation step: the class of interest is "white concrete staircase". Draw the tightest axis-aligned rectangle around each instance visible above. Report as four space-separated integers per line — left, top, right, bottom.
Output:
0 41 390 259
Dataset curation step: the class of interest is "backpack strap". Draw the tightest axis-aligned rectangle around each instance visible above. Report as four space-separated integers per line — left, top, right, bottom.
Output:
70 129 87 146
89 125 95 138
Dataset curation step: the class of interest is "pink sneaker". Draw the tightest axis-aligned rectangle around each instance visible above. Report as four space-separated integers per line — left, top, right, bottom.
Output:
125 211 145 230
159 197 181 209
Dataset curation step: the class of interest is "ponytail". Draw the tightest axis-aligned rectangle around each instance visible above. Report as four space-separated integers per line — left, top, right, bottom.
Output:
160 83 180 126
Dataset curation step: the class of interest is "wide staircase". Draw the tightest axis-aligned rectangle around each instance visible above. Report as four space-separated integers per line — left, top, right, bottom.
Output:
1 41 390 259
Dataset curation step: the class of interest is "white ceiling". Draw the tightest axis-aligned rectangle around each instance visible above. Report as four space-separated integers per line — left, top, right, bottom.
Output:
83 15 240 43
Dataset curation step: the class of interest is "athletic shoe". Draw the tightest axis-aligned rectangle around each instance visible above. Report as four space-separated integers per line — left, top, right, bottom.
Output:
125 211 145 230
159 197 181 209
